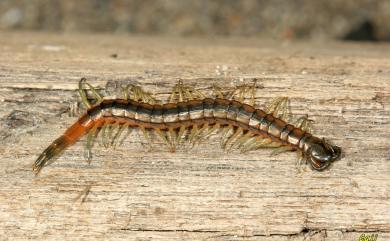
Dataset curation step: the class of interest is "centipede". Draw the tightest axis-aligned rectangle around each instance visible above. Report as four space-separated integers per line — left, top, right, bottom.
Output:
33 78 341 175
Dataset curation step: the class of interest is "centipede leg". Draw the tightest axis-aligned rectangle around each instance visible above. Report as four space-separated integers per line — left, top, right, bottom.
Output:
240 137 262 153
155 128 175 152
249 81 256 106
85 125 99 163
107 123 118 147
191 89 205 99
122 85 130 100
169 80 205 103
176 81 185 102
78 78 103 109
270 146 293 156
176 125 186 144
212 85 225 98
140 126 153 150
68 101 80 117
168 85 179 103
167 127 177 149
190 123 209 146
117 125 133 147
229 81 256 105
265 97 290 121
295 115 314 134
224 127 244 151
111 123 129 148
242 137 273 153
188 124 199 144
229 131 254 151
183 88 194 101
169 80 184 102
239 135 258 153
220 124 234 148
197 123 221 143
128 84 156 104
101 124 109 148
295 151 306 170
229 87 243 102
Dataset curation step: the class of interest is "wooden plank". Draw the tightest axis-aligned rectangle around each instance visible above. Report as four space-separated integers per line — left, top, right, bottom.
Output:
0 31 389 241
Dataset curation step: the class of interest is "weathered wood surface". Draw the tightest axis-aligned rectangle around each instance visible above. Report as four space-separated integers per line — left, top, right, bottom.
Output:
0 31 389 241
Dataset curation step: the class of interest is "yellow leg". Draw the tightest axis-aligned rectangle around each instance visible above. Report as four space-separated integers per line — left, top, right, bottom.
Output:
111 123 129 148
190 123 209 146
229 131 254 152
78 78 103 108
117 124 133 147
203 123 220 139
85 125 99 163
169 80 205 103
219 125 234 148
176 125 187 144
295 115 314 133
223 127 244 151
125 84 156 104
265 97 290 121
167 128 177 150
140 126 153 150
241 137 273 153
239 136 259 153
228 80 257 105
155 129 175 152
212 84 225 98
270 146 293 156
101 124 110 148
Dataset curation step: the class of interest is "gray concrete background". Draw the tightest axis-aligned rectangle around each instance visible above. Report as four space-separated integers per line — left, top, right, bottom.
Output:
0 0 388 41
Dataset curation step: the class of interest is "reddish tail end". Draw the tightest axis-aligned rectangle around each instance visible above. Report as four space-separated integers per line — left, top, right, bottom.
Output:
33 117 92 175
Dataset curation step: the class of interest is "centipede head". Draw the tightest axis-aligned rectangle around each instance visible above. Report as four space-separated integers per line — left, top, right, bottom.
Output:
307 138 341 171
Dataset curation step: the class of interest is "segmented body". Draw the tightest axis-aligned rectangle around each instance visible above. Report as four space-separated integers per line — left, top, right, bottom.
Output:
87 98 314 149
33 79 341 175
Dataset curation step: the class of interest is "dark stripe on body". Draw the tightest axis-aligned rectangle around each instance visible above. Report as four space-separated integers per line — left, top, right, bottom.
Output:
86 99 309 149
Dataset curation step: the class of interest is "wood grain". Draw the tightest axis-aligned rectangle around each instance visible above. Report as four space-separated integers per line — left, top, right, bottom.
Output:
0 31 389 241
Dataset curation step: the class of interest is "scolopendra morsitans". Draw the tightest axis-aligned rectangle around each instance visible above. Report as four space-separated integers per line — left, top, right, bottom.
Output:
33 78 341 175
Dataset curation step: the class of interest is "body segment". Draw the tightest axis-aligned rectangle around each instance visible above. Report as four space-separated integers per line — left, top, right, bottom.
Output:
34 97 341 174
